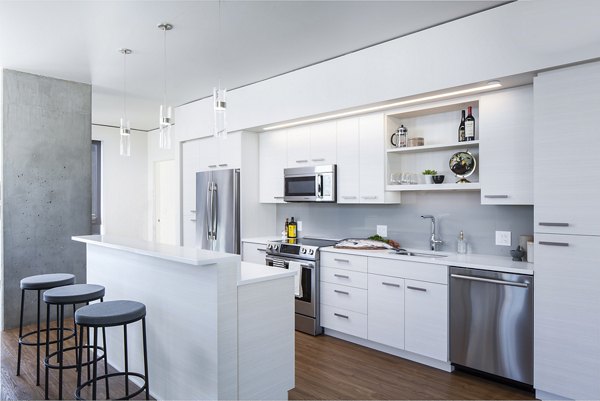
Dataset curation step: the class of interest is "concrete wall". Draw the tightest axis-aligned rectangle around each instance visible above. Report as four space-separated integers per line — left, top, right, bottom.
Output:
2 70 91 328
277 193 533 257
92 125 148 241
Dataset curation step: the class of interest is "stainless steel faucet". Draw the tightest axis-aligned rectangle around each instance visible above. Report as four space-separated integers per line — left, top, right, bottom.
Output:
421 215 443 251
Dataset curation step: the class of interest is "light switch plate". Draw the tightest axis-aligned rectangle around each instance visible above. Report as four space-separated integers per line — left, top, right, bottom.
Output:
495 231 511 246
297 220 303 231
377 225 388 237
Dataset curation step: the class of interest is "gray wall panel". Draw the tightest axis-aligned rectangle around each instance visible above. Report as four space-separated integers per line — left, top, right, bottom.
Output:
2 70 91 328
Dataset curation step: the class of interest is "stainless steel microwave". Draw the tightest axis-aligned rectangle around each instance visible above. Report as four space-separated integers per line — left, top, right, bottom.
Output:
283 165 336 202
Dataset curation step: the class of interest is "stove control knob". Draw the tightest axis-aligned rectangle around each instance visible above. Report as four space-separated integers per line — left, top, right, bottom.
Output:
266 244 272 250
273 245 279 251
301 248 307 254
309 249 315 255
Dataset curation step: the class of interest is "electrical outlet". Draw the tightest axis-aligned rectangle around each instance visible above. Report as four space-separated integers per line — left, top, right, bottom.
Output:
297 220 303 232
495 231 511 246
377 225 388 237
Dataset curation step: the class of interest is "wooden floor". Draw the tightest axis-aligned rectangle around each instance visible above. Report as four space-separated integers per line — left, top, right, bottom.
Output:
2 322 535 400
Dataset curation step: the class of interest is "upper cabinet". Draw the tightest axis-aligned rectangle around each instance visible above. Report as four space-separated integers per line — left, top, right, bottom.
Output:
259 129 287 203
336 118 360 203
479 86 533 205
197 133 242 172
534 62 600 236
287 121 337 167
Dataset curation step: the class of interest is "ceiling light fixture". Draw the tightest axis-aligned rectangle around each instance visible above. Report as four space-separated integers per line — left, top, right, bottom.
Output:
119 48 132 157
213 0 227 139
262 81 502 131
158 22 174 149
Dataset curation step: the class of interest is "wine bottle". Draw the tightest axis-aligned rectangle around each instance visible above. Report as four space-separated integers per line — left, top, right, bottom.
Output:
458 110 466 142
465 106 475 141
288 217 297 239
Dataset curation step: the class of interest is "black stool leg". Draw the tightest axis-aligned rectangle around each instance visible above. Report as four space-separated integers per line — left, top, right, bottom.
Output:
77 324 85 389
73 304 78 368
86 302 91 382
36 289 41 386
16 289 25 376
58 304 64 400
92 327 98 400
142 317 149 400
102 327 110 399
123 324 129 398
44 302 50 400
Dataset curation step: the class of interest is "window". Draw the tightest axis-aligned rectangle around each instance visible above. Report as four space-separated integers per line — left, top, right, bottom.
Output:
91 140 101 234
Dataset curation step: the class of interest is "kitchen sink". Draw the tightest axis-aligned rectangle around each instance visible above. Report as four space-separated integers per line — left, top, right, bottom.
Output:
390 250 448 258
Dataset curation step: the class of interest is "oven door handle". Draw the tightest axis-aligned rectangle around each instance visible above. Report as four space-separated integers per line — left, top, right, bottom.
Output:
300 263 314 269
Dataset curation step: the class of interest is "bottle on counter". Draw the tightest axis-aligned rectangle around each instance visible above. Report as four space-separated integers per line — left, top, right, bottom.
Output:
465 106 475 141
288 217 297 239
457 231 467 254
284 218 289 239
458 110 466 142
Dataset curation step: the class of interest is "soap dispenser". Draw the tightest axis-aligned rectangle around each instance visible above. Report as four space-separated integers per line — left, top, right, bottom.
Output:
457 231 467 254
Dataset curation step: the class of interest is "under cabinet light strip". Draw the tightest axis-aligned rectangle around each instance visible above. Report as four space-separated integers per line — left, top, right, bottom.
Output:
262 81 501 131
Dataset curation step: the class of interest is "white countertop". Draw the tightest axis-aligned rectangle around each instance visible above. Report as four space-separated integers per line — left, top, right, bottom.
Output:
321 246 534 275
238 262 296 286
72 235 239 266
241 236 282 244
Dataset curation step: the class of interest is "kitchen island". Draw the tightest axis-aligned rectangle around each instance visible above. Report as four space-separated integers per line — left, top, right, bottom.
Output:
72 235 295 400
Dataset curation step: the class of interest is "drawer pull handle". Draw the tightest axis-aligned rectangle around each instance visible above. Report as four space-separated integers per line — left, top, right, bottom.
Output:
334 258 350 263
334 313 349 319
333 274 349 279
296 160 308 163
208 164 217 168
407 286 427 292
539 222 569 227
334 290 349 295
218 163 228 167
539 241 569 247
361 196 378 200
190 210 197 213
484 194 509 199
257 248 266 252
382 282 400 288
273 196 284 199
341 196 357 200
190 218 197 222
312 158 325 162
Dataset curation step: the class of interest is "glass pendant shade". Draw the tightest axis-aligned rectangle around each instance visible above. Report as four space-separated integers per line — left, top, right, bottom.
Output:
159 104 173 149
119 118 131 157
213 87 227 138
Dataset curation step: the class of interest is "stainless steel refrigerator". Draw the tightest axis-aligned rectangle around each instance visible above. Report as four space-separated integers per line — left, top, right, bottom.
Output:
195 169 240 254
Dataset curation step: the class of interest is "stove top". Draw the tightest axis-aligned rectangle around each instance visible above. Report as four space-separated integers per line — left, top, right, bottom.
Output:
266 237 338 260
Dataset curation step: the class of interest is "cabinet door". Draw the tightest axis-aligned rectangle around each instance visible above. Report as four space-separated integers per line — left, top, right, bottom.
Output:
359 114 385 203
367 274 404 349
534 234 600 400
259 130 287 203
404 280 448 361
286 125 311 167
336 118 360 203
197 136 219 171
534 62 600 235
181 139 201 246
309 121 337 165
480 86 533 205
242 242 268 264
217 131 242 170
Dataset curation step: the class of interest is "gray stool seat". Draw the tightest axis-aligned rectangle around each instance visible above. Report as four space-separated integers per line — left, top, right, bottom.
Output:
43 284 105 305
20 273 75 290
75 300 146 327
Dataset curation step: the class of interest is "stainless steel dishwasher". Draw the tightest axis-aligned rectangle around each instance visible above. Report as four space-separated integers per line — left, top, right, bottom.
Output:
449 266 533 385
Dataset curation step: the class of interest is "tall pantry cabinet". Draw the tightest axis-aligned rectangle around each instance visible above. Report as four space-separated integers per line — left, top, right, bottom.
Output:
533 61 600 400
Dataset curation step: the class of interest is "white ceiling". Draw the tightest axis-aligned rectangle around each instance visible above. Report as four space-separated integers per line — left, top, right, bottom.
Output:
0 1 509 131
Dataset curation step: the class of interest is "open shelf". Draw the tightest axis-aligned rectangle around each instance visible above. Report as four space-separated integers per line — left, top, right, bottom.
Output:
386 140 479 154
385 183 481 192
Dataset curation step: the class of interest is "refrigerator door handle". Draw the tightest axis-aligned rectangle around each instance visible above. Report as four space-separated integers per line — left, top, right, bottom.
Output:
233 169 240 254
212 183 218 240
206 181 213 240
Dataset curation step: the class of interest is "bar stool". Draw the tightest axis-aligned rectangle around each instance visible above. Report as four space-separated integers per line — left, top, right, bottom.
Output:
74 300 149 401
43 284 106 400
17 273 76 386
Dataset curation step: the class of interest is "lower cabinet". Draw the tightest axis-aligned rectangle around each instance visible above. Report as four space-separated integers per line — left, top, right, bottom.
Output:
404 280 448 361
368 274 404 349
241 241 268 264
320 304 368 339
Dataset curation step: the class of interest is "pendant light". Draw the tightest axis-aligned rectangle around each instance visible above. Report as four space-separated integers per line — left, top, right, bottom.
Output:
213 0 227 138
119 48 132 157
158 22 174 149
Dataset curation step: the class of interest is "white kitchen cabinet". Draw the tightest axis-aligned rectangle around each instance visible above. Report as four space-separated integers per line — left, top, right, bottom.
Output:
320 282 368 314
286 125 311 167
534 62 600 235
367 274 405 349
259 130 287 203
197 136 219 171
320 252 367 272
181 139 201 247
320 304 368 339
321 266 368 289
404 279 448 361
197 132 242 172
336 117 361 203
309 121 337 165
479 86 533 205
242 241 268 264
534 234 600 400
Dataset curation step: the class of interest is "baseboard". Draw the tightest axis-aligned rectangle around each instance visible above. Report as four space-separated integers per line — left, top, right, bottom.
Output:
535 389 572 400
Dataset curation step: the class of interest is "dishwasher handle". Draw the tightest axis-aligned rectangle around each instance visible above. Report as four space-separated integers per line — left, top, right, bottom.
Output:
451 273 529 288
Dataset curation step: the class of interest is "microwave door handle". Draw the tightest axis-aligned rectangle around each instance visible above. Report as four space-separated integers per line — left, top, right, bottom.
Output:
317 174 324 198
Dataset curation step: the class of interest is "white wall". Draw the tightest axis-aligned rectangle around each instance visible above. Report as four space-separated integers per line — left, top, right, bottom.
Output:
176 0 600 141
92 125 148 240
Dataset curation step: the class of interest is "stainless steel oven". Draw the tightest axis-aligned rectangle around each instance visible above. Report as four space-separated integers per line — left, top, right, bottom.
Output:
283 165 336 202
265 237 337 335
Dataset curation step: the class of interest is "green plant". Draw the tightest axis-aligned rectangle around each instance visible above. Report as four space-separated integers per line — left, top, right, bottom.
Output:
422 169 437 175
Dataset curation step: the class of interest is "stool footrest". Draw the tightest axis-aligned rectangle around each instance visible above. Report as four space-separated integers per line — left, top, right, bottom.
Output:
75 371 148 400
19 326 75 346
44 345 105 370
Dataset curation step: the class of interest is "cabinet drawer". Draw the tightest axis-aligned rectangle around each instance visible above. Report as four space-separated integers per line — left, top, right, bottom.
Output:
321 267 368 289
368 257 448 284
320 304 367 339
368 274 405 349
321 252 368 272
320 282 367 314
242 242 267 265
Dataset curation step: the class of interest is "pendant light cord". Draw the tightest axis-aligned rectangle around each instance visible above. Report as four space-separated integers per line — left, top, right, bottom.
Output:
163 27 168 107
218 0 222 90
123 51 127 120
